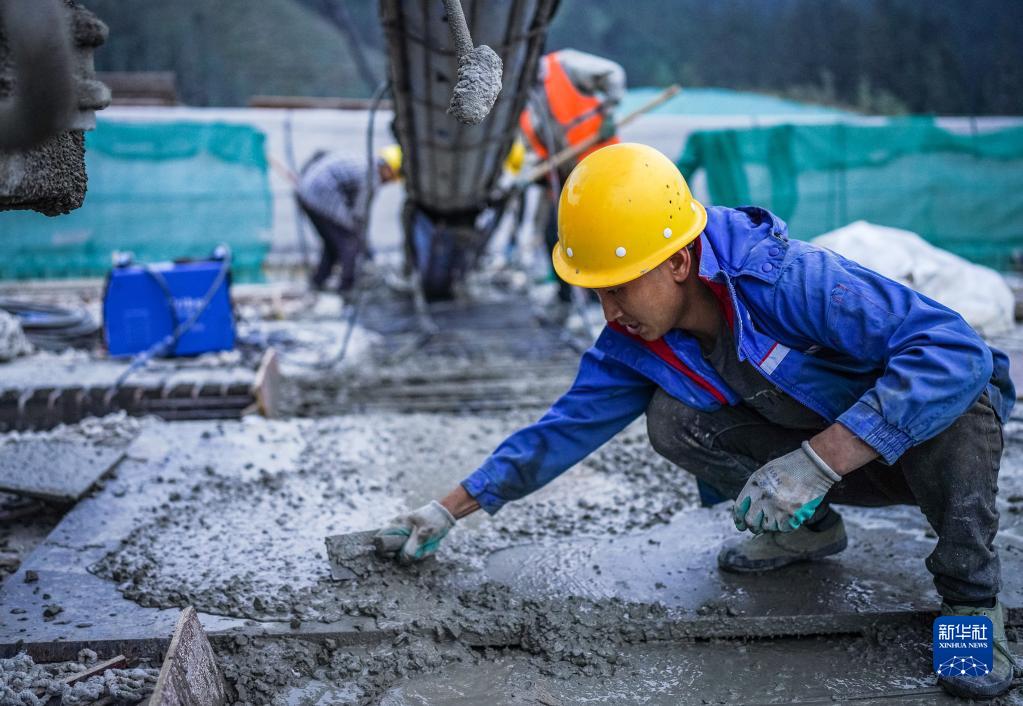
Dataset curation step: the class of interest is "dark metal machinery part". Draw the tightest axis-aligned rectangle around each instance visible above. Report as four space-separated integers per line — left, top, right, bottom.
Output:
0 0 76 151
0 349 280 431
379 0 558 215
0 382 257 432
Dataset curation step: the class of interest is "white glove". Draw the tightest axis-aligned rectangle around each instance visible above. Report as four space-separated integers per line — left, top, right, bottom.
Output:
734 441 841 534
374 500 456 563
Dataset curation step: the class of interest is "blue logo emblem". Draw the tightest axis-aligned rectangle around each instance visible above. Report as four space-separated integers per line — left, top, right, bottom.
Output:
933 616 994 678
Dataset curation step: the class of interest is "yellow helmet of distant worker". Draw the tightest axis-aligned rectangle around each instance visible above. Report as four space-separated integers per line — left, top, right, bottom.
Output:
552 143 707 289
378 144 403 176
503 139 526 175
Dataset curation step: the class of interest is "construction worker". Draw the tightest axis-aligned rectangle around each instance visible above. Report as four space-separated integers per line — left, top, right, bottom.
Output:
520 49 625 310
376 143 1019 700
296 145 402 294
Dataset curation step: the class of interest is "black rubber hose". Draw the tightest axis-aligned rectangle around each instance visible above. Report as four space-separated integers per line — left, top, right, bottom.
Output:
0 299 100 350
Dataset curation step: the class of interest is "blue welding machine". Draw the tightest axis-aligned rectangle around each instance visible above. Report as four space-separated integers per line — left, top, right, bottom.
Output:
103 247 235 358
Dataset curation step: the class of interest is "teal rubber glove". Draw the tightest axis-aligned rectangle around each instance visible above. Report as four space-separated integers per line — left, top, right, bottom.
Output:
374 500 456 563
597 113 616 142
733 441 841 534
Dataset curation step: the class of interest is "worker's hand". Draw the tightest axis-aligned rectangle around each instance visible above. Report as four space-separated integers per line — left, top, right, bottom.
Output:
374 500 456 563
733 442 841 534
597 113 617 142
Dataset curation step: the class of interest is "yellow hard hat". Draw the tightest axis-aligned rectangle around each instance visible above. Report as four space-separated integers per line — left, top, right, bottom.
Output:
504 139 526 174
553 143 706 289
378 144 402 176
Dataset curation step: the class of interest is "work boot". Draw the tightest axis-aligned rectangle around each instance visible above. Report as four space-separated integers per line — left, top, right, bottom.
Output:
937 600 1019 700
717 511 847 573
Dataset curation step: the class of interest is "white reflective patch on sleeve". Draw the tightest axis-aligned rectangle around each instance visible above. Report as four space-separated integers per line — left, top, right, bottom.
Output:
759 342 791 375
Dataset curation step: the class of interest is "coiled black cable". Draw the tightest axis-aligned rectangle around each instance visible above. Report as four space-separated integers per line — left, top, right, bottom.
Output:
0 298 100 351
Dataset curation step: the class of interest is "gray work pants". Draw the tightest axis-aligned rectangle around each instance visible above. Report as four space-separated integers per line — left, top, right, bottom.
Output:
645 389 1004 603
299 199 361 293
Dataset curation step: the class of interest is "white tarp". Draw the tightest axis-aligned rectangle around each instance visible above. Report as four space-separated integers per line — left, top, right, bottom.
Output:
812 221 1015 337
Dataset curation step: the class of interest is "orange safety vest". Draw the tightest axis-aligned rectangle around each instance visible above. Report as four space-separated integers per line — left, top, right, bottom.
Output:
519 52 620 162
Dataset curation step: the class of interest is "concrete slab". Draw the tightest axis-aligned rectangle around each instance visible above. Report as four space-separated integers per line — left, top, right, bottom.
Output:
374 636 1023 706
486 504 1023 637
0 438 125 502
0 418 319 657
3 413 1021 672
0 413 694 655
0 415 452 658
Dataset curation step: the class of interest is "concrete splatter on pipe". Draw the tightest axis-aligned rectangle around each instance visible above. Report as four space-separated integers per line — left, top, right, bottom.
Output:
441 0 503 125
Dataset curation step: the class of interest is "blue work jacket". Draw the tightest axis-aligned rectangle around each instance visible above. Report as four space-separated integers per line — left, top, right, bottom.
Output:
462 206 1015 514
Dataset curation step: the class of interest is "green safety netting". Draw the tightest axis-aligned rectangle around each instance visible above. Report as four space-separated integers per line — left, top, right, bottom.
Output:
677 119 1023 269
0 120 272 281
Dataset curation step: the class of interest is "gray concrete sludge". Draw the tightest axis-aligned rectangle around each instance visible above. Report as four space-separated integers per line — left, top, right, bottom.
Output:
4 287 1022 704
81 413 712 702
0 649 158 705
79 411 1023 703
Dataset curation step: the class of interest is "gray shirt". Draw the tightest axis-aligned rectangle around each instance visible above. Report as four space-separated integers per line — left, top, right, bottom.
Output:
701 319 827 430
296 153 379 233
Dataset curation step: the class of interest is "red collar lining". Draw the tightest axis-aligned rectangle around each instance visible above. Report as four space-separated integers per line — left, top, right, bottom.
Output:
608 322 728 404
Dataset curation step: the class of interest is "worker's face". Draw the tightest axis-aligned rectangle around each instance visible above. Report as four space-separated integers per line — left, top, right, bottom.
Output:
593 250 693 341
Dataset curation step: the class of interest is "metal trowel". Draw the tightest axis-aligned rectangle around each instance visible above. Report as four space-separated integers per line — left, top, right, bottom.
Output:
325 529 406 580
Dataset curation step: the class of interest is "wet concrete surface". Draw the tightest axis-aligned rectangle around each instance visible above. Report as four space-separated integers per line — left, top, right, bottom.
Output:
0 493 64 584
1 285 1022 703
222 628 1023 705
0 417 314 648
486 502 1023 634
1 410 1020 702
0 413 696 642
376 634 1023 705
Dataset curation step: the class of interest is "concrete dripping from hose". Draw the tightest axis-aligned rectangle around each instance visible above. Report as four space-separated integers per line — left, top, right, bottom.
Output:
441 0 503 125
448 45 503 125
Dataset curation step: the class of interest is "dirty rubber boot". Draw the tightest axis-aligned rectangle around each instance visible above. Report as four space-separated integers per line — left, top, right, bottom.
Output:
717 512 848 573
937 600 1019 700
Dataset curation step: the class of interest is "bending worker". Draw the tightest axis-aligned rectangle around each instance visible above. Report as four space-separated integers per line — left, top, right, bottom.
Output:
377 143 1018 700
520 49 625 310
296 145 402 294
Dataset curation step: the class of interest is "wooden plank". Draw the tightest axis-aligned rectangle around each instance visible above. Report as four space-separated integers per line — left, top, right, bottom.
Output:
62 654 127 686
247 347 280 419
149 607 229 706
39 655 127 706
